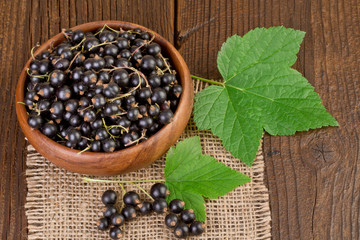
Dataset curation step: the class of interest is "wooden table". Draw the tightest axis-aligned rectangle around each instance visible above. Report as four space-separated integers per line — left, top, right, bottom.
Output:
1 0 358 239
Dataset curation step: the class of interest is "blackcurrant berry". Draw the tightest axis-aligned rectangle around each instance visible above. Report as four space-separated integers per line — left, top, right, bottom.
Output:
147 43 161 56
80 122 92 137
172 85 183 98
161 73 176 85
120 49 131 59
104 102 119 116
69 114 82 127
104 55 115 68
37 99 51 111
111 213 125 226
53 58 70 70
140 32 150 40
109 226 123 239
102 138 116 152
38 59 50 74
72 29 85 44
82 70 98 85
180 209 195 224
83 109 96 122
174 222 190 239
66 128 81 144
137 201 152 215
91 140 102 152
104 44 119 57
150 183 170 199
159 109 173 124
103 82 120 98
127 107 141 121
137 87 151 102
95 128 109 141
123 191 141 206
99 30 117 43
114 58 131 67
165 213 179 228
27 113 43 129
60 48 73 60
151 88 167 104
112 69 129 87
56 85 72 101
50 101 64 116
121 205 137 221
138 117 154 129
152 198 168 214
102 189 117 205
37 82 55 99
190 221 205 235
149 105 160 117
117 117 131 128
140 55 156 72
41 122 58 138
115 37 129 50
130 74 146 87
79 96 91 108
148 74 161 88
103 205 118 218
91 118 104 130
83 37 100 52
96 217 109 231
98 71 110 83
64 99 79 113
169 199 185 214
91 94 106 109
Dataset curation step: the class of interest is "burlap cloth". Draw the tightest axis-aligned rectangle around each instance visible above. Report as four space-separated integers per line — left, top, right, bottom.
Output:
25 80 272 240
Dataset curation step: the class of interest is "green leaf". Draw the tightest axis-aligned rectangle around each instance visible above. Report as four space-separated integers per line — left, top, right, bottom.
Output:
194 26 338 166
164 137 251 221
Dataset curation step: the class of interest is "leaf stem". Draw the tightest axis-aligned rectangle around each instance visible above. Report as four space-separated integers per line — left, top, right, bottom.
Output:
83 177 163 184
191 75 224 86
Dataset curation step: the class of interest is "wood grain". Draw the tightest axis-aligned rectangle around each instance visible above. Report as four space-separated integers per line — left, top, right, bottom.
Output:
0 0 174 239
176 0 359 239
2 0 360 239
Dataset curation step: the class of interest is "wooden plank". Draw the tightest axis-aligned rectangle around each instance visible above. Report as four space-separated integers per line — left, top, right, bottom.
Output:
175 0 359 239
0 0 30 239
0 0 175 239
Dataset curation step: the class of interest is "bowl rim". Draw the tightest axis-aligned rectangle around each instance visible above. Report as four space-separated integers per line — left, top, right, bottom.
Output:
15 21 192 167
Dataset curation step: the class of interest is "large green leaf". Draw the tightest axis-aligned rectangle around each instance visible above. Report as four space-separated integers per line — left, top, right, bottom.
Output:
194 26 338 166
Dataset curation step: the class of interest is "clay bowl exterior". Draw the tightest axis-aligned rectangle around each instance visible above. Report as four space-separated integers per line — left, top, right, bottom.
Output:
15 21 193 176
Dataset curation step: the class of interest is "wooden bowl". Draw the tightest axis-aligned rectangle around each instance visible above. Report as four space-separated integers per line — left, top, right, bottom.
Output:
15 21 193 176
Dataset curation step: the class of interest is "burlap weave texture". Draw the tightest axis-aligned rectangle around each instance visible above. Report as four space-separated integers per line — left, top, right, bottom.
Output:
25 80 271 239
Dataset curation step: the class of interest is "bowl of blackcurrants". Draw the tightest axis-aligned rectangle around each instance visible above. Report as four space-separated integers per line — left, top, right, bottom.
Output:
15 21 192 175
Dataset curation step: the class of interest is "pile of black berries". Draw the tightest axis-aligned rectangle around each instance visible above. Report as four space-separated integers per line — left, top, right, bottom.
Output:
23 25 182 152
98 183 205 239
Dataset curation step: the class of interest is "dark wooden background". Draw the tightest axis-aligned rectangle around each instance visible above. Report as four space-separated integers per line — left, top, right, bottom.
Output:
1 0 359 239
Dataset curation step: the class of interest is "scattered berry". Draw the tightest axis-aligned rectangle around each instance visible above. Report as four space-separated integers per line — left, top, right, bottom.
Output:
109 226 123 239
152 198 168 214
169 199 185 214
180 209 196 224
101 190 117 205
165 213 179 228
96 217 110 231
190 221 205 235
137 201 152 215
121 205 137 221
111 213 125 226
123 191 141 206
173 222 190 239
150 183 170 199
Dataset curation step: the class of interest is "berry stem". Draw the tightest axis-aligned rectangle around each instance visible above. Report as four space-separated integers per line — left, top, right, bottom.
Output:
158 53 171 73
130 183 154 201
30 43 40 60
77 145 91 154
83 177 163 183
191 75 224 86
